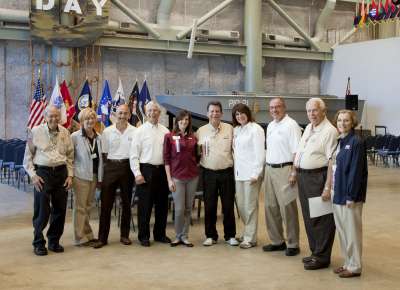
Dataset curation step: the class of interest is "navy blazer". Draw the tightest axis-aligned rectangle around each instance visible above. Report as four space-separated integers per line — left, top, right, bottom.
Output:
333 131 368 205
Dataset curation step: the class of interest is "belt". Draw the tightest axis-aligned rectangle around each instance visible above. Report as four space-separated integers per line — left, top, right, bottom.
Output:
140 163 163 169
266 162 293 168
107 159 129 163
35 164 66 171
297 166 328 174
201 166 233 173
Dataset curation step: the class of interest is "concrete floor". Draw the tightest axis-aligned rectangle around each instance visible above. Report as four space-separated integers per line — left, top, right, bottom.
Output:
0 166 399 290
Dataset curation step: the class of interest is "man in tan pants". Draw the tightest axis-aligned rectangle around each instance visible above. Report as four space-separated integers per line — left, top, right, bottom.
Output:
263 98 302 256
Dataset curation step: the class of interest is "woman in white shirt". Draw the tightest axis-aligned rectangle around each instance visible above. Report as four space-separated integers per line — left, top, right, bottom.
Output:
232 103 265 249
71 108 103 246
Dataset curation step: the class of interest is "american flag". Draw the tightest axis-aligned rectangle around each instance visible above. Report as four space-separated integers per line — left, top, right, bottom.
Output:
27 78 46 129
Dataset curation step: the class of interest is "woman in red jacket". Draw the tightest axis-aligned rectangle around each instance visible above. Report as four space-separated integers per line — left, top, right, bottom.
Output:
163 110 199 247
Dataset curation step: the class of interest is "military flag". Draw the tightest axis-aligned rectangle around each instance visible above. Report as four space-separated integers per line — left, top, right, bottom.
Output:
74 80 93 122
60 80 76 128
110 78 125 124
138 80 152 121
27 78 46 129
49 77 67 125
128 81 142 126
97 80 112 127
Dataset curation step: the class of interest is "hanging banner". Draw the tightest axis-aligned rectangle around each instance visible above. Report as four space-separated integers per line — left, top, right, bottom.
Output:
30 0 111 47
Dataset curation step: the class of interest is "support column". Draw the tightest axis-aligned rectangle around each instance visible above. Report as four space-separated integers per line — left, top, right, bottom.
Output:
244 0 263 93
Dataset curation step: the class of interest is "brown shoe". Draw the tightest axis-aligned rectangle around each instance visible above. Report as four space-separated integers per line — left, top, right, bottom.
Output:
339 270 361 278
120 237 132 245
333 266 346 274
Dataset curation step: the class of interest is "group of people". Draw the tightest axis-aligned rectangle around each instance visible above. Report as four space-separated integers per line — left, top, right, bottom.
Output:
23 96 368 279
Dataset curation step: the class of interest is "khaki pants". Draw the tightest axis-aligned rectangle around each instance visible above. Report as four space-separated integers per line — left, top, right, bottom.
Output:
264 165 299 248
72 176 97 244
235 180 261 243
333 203 363 273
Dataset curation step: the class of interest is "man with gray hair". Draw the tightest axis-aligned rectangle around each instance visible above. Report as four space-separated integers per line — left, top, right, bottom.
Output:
130 101 171 247
294 98 338 270
24 105 74 256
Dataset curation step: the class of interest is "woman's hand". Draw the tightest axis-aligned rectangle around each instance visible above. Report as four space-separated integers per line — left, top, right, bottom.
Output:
168 180 176 192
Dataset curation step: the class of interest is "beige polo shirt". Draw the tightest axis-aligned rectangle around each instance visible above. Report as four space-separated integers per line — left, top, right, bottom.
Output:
23 123 74 178
294 117 338 170
196 122 233 170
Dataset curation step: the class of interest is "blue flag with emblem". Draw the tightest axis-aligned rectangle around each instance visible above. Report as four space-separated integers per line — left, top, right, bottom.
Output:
138 80 152 120
74 80 93 121
97 80 112 127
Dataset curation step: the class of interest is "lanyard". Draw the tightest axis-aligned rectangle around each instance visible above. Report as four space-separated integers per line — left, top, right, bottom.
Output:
87 137 96 153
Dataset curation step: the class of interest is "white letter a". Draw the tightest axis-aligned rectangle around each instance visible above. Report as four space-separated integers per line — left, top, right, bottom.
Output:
64 0 83 14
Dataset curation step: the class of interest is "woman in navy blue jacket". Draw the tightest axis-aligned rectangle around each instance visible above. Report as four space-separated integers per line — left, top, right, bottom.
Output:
330 109 368 278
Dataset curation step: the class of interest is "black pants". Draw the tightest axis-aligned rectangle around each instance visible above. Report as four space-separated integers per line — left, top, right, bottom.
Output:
32 165 68 248
136 164 169 241
297 168 336 264
98 160 134 243
202 167 236 241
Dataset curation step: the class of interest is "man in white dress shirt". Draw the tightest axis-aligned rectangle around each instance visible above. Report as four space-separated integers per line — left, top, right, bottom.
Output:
93 104 136 248
263 97 302 256
130 101 171 247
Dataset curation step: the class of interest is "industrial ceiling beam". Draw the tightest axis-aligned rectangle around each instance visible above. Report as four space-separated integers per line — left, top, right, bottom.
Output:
266 0 321 51
0 25 332 61
110 0 161 39
176 0 235 40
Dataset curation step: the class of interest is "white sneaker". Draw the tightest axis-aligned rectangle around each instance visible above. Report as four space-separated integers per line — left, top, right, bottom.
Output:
226 237 239 246
239 241 254 249
203 238 217 246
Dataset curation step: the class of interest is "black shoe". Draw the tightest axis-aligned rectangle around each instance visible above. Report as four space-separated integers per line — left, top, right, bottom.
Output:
304 258 330 270
170 239 181 247
286 247 300 256
120 237 132 245
33 246 48 256
79 239 98 247
302 256 313 263
262 242 287 252
154 236 171 244
140 240 151 247
48 244 64 253
92 241 107 249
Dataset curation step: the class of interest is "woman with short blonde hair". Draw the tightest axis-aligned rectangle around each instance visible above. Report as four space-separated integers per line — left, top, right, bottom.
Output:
71 107 104 246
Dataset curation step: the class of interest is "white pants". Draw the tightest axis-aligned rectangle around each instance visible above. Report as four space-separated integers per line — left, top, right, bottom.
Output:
333 202 363 273
235 180 261 244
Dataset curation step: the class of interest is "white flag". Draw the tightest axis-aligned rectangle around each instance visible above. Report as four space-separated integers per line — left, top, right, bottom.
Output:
49 77 67 125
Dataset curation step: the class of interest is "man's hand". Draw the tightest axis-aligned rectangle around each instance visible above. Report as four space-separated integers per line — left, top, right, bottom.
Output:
346 200 355 208
32 175 45 192
135 175 145 185
64 176 73 190
288 174 297 187
168 180 176 192
321 188 331 201
250 177 258 185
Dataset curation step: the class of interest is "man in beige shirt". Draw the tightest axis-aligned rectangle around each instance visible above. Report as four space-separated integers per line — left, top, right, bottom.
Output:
197 101 238 247
294 98 338 270
23 105 74 256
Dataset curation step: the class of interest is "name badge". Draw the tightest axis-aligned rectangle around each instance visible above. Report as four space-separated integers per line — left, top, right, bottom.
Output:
173 136 181 152
91 153 98 159
345 145 351 150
